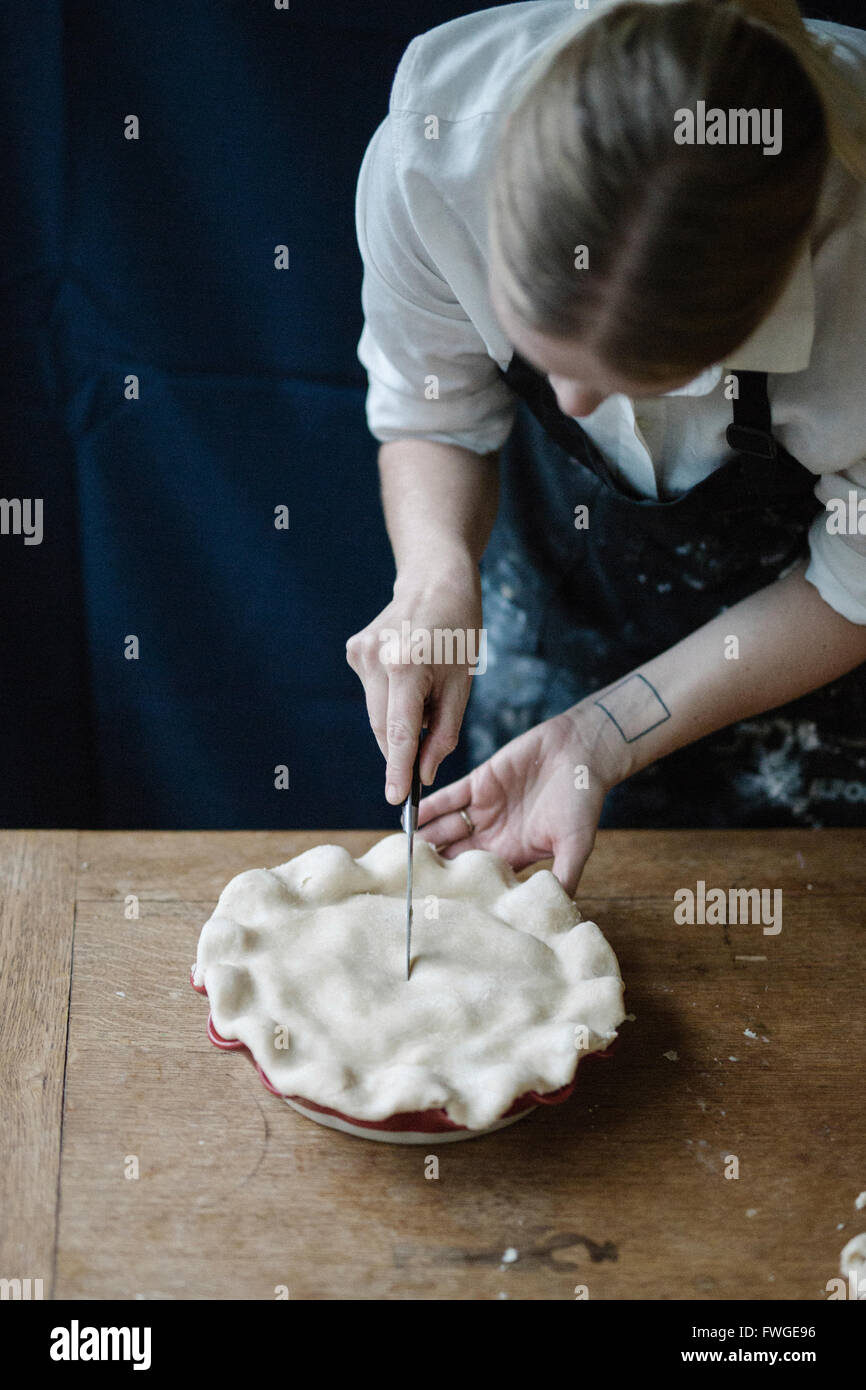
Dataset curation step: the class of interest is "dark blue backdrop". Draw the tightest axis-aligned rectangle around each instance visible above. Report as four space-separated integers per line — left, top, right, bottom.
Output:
0 1 860 829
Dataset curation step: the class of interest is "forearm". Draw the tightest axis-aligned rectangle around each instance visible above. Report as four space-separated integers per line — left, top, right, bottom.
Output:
378 438 498 581
572 560 866 786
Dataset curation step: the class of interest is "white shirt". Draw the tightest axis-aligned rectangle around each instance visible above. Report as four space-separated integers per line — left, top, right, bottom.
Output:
355 0 866 623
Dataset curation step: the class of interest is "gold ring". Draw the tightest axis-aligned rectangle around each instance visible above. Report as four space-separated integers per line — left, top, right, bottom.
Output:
459 807 475 836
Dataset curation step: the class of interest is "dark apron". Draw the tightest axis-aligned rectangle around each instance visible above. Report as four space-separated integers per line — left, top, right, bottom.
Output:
466 348 866 827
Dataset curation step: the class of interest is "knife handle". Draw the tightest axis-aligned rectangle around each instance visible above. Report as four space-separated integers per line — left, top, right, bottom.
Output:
401 728 426 833
410 733 424 807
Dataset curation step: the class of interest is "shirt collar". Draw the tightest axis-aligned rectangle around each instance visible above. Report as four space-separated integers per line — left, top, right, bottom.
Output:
662 240 815 399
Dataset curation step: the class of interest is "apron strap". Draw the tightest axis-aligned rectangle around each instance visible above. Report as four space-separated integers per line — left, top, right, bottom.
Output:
498 348 631 492
725 370 778 462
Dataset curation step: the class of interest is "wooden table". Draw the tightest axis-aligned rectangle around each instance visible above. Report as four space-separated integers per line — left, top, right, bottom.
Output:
2 827 864 1301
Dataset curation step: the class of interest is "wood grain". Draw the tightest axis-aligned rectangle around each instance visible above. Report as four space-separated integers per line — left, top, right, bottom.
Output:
0 831 77 1296
48 829 866 1300
74 826 866 900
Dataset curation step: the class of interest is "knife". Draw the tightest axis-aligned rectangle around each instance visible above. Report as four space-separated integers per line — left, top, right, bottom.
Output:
401 731 426 980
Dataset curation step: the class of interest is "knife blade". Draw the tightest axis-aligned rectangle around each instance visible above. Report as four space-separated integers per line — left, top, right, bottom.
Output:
401 733 425 980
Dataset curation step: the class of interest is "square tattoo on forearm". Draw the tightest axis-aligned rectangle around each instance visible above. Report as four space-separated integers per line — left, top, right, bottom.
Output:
593 673 671 743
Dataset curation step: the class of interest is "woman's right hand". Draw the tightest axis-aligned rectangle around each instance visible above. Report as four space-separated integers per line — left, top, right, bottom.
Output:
345 550 483 806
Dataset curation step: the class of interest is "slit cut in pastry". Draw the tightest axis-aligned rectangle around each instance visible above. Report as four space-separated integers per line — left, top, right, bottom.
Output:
193 833 626 1131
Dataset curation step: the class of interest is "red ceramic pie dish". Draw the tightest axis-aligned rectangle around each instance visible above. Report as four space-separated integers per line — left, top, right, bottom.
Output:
190 969 615 1140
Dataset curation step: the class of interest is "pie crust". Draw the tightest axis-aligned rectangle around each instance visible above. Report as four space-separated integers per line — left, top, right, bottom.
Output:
192 833 625 1132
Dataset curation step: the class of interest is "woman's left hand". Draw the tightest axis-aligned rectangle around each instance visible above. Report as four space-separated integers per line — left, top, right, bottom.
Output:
416 706 621 897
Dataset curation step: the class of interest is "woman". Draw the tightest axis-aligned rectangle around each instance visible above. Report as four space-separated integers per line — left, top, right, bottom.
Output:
347 0 866 893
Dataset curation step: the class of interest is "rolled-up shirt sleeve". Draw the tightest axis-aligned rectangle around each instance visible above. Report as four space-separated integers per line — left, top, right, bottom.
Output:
804 458 866 624
354 112 515 456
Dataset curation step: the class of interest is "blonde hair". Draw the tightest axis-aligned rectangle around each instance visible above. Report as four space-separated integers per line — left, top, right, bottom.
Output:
487 0 866 383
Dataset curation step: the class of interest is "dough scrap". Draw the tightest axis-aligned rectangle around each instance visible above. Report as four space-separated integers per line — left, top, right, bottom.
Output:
193 833 625 1129
840 1232 866 1280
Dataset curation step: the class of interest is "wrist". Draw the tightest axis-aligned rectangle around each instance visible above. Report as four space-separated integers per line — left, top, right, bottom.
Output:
393 545 479 598
565 693 637 791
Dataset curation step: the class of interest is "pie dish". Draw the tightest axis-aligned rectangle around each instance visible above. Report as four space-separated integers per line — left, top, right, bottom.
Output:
191 833 625 1141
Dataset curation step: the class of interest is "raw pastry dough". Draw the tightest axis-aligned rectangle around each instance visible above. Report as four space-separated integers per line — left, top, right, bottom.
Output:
193 833 625 1130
